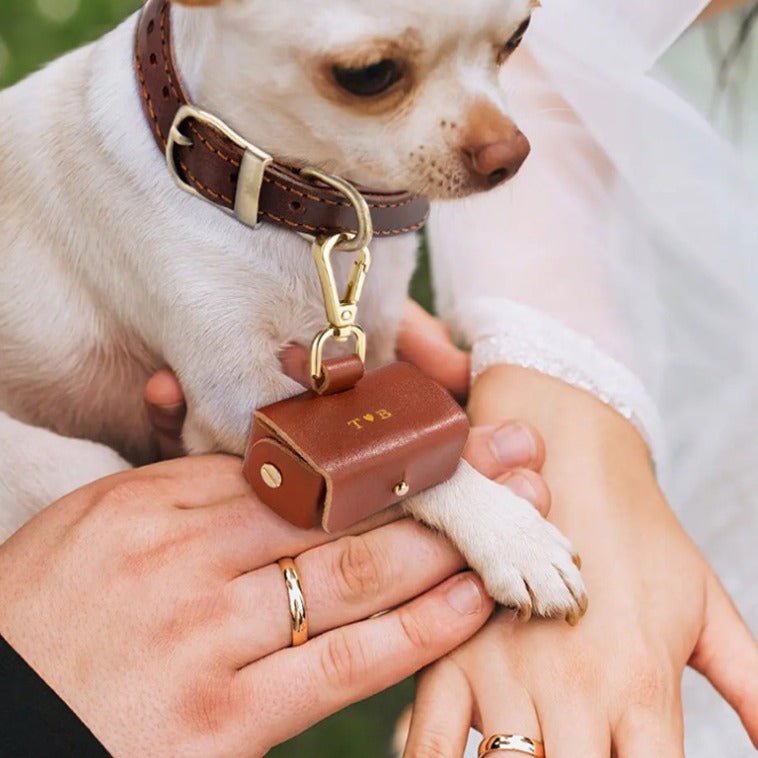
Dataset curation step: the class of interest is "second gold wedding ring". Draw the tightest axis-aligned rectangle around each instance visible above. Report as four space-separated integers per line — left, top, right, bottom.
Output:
478 734 545 757
278 558 309 647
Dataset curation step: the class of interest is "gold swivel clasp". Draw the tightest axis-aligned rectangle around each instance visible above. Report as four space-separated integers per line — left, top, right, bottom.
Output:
302 168 375 389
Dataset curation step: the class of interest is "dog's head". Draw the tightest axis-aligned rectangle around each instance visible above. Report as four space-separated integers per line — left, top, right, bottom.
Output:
175 0 535 199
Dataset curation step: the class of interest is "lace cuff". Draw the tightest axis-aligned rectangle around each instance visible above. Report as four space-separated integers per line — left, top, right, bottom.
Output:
467 300 666 462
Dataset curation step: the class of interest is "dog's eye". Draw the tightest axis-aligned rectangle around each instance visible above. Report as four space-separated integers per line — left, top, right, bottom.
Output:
504 17 531 54
332 59 403 98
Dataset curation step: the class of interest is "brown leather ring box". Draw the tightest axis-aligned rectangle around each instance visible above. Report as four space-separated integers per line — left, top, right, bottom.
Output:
243 362 470 533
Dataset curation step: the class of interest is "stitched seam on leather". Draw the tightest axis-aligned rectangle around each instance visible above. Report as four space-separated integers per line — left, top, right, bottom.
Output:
259 210 320 233
161 2 224 201
375 221 427 235
136 48 165 146
256 211 425 236
179 162 234 205
260 175 416 211
159 3 182 103
187 124 241 168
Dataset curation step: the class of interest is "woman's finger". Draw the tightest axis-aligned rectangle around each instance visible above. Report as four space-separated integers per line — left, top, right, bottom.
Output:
463 421 546 479
612 703 684 758
222 519 465 663
689 570 758 745
536 696 610 758
475 676 543 756
403 662 474 758
236 572 494 749
397 300 471 399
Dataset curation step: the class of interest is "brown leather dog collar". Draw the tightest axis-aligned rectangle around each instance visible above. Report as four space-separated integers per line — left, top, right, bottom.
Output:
134 0 430 239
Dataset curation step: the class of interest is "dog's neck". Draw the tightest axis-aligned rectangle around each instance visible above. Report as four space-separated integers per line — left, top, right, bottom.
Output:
87 11 208 194
163 6 222 125
89 7 274 195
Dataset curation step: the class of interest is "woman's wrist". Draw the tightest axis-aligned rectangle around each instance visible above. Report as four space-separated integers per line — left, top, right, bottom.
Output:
466 300 665 460
469 365 661 527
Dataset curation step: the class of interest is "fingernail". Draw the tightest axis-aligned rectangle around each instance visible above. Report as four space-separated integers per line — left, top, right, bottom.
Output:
446 575 483 616
501 472 539 502
490 423 536 467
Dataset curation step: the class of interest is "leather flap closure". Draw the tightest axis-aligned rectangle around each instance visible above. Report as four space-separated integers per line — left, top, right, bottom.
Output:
244 362 469 532
246 437 325 530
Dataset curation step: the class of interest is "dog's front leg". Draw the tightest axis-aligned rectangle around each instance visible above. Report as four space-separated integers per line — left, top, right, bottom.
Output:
168 337 304 457
0 412 131 541
403 460 587 622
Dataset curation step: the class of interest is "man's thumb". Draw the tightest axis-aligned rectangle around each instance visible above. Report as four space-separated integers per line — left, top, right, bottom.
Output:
397 301 470 398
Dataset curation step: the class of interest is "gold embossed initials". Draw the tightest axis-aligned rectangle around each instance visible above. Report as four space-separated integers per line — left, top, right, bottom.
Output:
348 409 394 430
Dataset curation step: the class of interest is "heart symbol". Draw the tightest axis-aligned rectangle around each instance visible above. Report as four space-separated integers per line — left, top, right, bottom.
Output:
363 414 375 423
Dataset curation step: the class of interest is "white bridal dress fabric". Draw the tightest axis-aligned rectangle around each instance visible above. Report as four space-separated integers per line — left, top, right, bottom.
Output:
432 2 757 757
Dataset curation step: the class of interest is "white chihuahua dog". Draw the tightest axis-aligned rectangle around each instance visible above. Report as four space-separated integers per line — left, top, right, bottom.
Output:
0 0 586 621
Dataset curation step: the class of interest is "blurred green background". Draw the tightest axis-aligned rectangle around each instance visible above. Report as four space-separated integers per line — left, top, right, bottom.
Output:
0 0 140 88
0 2 419 756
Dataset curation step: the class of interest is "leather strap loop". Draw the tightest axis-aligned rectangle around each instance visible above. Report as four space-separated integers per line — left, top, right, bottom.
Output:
134 0 430 238
314 356 366 396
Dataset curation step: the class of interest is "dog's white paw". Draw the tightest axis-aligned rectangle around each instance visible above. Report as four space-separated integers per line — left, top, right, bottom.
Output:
404 461 587 624
468 492 587 624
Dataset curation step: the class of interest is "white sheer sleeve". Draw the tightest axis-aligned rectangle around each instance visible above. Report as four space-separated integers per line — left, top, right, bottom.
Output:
429 0 757 477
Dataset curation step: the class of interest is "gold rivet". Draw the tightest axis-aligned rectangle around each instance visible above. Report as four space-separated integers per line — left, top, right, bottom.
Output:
261 463 283 489
393 481 410 497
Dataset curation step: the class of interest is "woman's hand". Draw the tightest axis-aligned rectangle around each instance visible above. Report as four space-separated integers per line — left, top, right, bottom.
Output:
0 411 552 756
403 366 758 757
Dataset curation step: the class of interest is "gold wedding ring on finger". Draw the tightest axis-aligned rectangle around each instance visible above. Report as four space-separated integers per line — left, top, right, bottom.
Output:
478 734 545 757
278 558 309 647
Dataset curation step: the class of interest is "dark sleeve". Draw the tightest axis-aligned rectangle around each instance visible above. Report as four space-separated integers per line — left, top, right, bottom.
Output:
0 635 110 757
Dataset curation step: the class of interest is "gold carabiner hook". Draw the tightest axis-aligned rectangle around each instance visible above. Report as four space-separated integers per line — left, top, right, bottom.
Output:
309 325 367 388
303 169 374 389
312 234 372 331
300 167 374 253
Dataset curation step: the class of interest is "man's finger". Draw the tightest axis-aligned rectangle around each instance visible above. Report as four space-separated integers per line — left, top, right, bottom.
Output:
397 300 470 398
144 369 186 459
223 519 466 663
463 421 546 479
237 572 493 748
689 570 758 746
278 343 311 387
539 700 610 758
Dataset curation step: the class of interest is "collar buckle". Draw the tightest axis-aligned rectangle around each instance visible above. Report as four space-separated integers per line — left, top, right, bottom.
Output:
166 104 273 227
